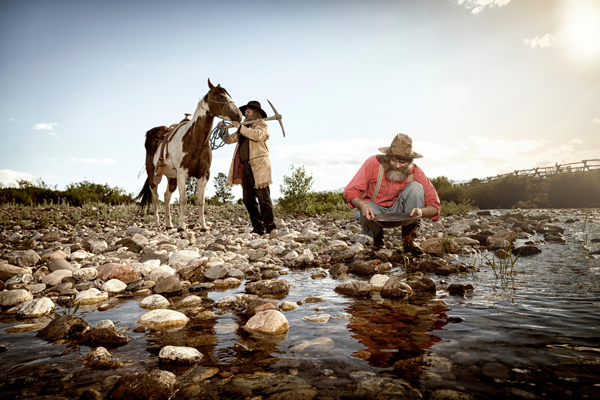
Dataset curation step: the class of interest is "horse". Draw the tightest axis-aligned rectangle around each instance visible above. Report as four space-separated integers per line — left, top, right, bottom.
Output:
135 79 242 231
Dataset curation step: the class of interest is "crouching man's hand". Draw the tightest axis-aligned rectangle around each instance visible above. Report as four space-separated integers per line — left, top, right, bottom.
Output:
351 198 375 220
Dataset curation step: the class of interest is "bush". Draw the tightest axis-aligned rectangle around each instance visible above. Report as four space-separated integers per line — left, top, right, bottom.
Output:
440 200 476 216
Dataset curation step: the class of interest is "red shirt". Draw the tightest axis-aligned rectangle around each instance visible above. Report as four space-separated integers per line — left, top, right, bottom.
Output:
343 155 441 222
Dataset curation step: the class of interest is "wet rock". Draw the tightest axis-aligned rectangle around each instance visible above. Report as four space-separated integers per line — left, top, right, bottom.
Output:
140 294 170 309
97 263 140 284
84 346 121 368
293 337 335 352
178 295 202 307
544 232 567 243
512 245 541 256
406 274 436 292
102 279 127 294
417 259 455 275
84 327 133 347
348 261 379 275
0 264 32 281
329 263 348 279
487 229 516 247
138 309 189 330
159 345 203 364
0 289 33 307
75 288 109 305
245 279 290 296
126 279 144 292
429 389 475 400
187 334 219 347
330 249 355 263
42 269 73 286
334 281 371 297
94 320 115 329
36 315 91 342
266 389 319 400
107 369 179 400
2 249 41 268
448 283 474 295
380 277 413 299
357 376 412 399
281 301 298 311
244 309 289 335
421 237 457 256
227 372 310 396
369 274 389 291
72 267 98 282
246 298 279 317
153 275 182 295
481 362 511 380
16 297 55 318
303 314 330 323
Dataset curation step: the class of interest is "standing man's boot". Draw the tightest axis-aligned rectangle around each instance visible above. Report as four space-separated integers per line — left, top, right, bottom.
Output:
402 223 422 254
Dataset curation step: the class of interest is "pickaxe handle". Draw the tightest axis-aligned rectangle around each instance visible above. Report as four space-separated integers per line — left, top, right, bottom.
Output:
222 99 286 137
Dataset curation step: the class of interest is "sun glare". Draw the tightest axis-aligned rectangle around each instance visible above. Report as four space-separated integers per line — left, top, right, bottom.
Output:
562 0 600 59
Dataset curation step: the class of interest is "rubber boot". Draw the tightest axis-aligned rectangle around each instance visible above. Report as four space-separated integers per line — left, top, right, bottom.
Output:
373 231 385 251
402 223 422 254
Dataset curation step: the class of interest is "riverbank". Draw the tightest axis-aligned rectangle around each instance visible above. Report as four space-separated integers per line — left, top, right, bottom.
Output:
1 205 599 399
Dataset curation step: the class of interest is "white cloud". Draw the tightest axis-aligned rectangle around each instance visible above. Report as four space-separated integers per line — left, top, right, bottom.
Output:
456 0 511 14
33 122 58 130
524 34 553 49
10 118 15 122
468 136 546 159
68 157 116 164
0 169 34 188
571 138 583 144
48 132 58 138
593 118 600 124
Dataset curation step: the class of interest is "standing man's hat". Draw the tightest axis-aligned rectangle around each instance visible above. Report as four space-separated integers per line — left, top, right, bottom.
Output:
239 101 267 119
378 133 423 159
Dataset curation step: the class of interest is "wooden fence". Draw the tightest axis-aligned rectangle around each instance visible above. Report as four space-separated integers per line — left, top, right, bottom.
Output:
460 159 600 185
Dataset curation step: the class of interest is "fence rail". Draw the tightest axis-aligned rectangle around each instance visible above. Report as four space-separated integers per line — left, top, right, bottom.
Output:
460 159 600 185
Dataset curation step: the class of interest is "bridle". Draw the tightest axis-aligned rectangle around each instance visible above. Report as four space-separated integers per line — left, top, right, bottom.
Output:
206 91 236 120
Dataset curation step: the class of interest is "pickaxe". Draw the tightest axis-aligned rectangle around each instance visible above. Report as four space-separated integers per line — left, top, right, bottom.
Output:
223 99 285 137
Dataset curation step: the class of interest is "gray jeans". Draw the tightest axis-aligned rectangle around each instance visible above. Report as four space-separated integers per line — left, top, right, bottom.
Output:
353 181 425 238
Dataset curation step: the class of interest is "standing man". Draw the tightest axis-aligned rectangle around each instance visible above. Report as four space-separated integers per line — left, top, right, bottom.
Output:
222 101 276 235
343 133 441 252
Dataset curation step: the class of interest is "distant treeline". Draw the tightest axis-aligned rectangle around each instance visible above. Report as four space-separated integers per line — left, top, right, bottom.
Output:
431 170 600 209
0 180 133 206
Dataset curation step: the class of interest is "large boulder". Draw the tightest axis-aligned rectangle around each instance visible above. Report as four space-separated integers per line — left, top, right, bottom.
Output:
36 315 91 342
380 278 413 299
159 346 203 364
138 309 189 330
107 370 179 400
334 281 371 297
244 310 289 335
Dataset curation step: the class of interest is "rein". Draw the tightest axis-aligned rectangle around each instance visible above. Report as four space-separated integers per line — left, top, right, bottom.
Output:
206 93 236 151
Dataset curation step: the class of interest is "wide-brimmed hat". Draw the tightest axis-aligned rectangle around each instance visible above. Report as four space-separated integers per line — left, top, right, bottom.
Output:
239 100 267 119
378 133 423 159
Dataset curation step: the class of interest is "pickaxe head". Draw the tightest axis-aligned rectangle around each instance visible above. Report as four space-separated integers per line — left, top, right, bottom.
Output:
267 99 285 137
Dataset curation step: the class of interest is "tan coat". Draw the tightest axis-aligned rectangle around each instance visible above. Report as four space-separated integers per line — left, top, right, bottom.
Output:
225 119 272 189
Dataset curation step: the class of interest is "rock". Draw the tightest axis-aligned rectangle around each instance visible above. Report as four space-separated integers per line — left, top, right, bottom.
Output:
138 309 190 330
369 274 389 291
36 315 91 341
512 245 541 256
94 320 115 329
448 283 474 295
83 326 133 346
159 345 203 364
293 337 335 352
40 231 62 242
84 346 121 368
303 314 330 323
107 370 179 400
245 279 290 296
244 310 289 335
487 229 516 247
334 281 371 297
153 275 182 295
48 258 75 272
102 279 128 294
330 249 355 263
421 237 457 256
330 264 348 279
97 263 140 284
16 297 55 318
0 264 32 281
75 288 109 305
2 250 41 268
169 249 200 271
348 261 379 275
406 274 436 292
447 223 470 234
246 298 279 317
429 389 475 400
280 301 298 311
5 273 35 285
148 265 176 283
381 277 413 299
140 294 170 309
0 289 33 307
187 334 219 347
72 267 98 282
70 250 90 262
204 264 229 280
89 241 108 254
41 249 68 263
481 362 511 380
417 259 455 275
42 269 73 286
178 295 202 307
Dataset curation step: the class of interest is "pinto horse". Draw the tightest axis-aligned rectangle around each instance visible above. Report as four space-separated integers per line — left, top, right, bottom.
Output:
136 79 242 230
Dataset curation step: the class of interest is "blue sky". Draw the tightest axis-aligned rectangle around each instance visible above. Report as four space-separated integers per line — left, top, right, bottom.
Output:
1 0 599 200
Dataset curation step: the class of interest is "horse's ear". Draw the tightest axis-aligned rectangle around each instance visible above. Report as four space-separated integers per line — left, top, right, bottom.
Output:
208 79 215 90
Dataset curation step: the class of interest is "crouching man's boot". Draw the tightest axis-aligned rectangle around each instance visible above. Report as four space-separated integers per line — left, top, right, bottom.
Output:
373 231 386 251
402 223 422 254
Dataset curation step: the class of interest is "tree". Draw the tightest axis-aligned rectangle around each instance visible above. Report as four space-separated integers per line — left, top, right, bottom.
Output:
213 172 234 203
185 177 197 199
278 165 314 212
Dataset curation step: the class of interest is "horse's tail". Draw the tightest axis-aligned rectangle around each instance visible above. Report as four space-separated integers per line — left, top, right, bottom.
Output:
135 176 153 211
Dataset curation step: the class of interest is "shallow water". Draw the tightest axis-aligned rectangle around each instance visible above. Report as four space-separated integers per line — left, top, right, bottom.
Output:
1 209 599 399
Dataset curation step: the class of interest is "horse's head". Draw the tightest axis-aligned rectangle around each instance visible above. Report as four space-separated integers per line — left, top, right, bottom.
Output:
206 79 243 122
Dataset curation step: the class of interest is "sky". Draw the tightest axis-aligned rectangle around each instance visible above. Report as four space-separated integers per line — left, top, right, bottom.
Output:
1 0 599 201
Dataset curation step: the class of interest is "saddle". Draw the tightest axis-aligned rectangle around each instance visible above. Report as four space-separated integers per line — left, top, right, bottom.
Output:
153 114 191 185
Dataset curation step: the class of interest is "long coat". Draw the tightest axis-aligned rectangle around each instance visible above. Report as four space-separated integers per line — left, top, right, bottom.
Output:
225 119 272 189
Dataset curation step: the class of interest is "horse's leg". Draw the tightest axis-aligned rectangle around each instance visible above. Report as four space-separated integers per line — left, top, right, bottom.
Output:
164 178 177 229
151 184 160 227
196 173 209 231
176 171 188 231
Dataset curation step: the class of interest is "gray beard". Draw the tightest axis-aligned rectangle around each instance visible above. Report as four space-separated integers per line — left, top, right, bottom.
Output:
384 159 414 182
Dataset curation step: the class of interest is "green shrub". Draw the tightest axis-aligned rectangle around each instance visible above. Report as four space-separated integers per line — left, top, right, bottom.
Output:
440 200 476 216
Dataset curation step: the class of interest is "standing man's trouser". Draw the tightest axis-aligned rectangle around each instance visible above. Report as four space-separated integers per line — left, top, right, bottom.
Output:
242 163 275 232
353 181 424 239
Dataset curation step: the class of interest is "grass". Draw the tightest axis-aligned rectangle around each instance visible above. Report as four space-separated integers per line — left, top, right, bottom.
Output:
474 246 521 277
